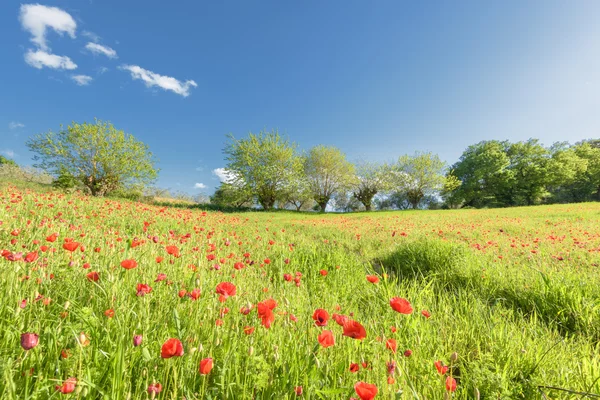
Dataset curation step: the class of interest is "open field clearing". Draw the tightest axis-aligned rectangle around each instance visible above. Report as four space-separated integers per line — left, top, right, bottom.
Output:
1 185 600 399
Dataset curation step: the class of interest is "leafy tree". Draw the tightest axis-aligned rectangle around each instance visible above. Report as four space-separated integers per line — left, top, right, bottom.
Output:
332 191 363 212
210 182 254 208
27 119 158 196
352 161 391 211
450 141 514 208
223 130 303 210
282 170 314 211
505 139 552 205
52 167 79 192
393 152 447 209
573 141 600 201
304 145 357 212
0 155 17 167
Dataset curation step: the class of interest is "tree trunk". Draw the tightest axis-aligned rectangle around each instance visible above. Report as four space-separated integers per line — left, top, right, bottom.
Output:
318 201 328 212
365 203 372 211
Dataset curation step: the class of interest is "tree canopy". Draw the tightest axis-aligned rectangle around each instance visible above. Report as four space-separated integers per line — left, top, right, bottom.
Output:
223 130 303 210
304 146 357 212
27 120 158 196
392 152 447 209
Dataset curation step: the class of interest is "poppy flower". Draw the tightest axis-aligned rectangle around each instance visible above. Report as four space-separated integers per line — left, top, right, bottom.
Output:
133 335 143 347
366 275 379 284
234 262 245 270
317 330 335 347
46 233 58 242
295 386 303 396
104 309 115 318
385 338 397 353
354 382 378 400
155 273 167 282
343 320 367 340
386 361 396 375
165 245 180 256
86 271 100 282
147 382 162 394
445 376 457 392
243 326 255 335
199 357 213 374
312 308 329 326
136 283 152 296
404 349 412 357
20 332 39 350
283 273 293 282
55 377 77 394
161 338 184 358
63 242 79 252
216 282 236 302
434 360 448 375
320 269 328 276
421 310 431 319
24 251 38 263
121 259 137 270
390 297 413 314
257 303 275 328
349 363 360 373
332 313 348 326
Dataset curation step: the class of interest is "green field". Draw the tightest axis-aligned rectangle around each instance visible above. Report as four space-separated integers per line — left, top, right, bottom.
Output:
1 184 599 399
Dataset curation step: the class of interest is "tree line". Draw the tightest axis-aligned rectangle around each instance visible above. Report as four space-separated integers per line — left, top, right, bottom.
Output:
21 120 600 211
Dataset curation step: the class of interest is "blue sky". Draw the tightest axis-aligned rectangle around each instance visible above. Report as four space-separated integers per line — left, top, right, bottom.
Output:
1 1 599 194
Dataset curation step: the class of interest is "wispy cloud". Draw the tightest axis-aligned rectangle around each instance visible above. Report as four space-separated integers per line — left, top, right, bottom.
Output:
212 168 235 184
19 4 77 51
25 49 77 70
71 75 93 86
81 30 100 43
9 122 25 130
119 65 197 97
85 42 117 59
194 183 207 189
1 149 17 158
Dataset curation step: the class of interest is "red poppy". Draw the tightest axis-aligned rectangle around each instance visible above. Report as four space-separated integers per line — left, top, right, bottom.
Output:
161 338 184 358
349 363 360 373
199 357 213 375
354 382 378 400
121 259 137 270
421 310 431 319
320 269 328 276
46 233 58 242
257 302 275 328
104 309 115 318
295 386 303 396
189 288 201 300
234 262 245 270
55 377 77 394
63 242 79 252
243 326 255 335
136 283 152 296
366 275 379 284
434 360 448 375
24 251 38 263
155 273 167 282
390 297 413 314
312 308 329 326
216 282 236 302
445 376 457 392
20 332 39 350
317 330 335 347
147 383 163 394
404 349 412 357
343 320 367 340
165 245 180 256
283 273 293 281
385 338 397 353
86 271 100 282
332 313 349 326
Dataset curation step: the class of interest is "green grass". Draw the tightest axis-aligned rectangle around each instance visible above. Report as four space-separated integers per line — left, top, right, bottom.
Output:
1 184 599 399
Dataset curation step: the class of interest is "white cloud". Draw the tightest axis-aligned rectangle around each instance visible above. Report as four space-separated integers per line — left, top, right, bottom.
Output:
71 75 93 86
85 42 117 59
119 65 197 97
97 66 109 74
212 168 236 184
19 4 77 51
194 183 207 189
25 49 77 70
1 149 17 158
9 122 25 130
81 30 100 43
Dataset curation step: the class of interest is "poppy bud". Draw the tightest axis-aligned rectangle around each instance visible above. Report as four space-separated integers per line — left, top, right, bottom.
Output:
20 332 39 350
450 352 458 363
295 386 303 396
133 335 143 347
248 346 254 355
64 301 70 310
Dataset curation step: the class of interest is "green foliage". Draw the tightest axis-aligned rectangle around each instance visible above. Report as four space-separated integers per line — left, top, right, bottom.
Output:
352 161 391 211
304 145 357 212
392 152 447 209
52 167 80 192
224 130 303 210
0 155 17 167
210 182 254 208
27 119 158 196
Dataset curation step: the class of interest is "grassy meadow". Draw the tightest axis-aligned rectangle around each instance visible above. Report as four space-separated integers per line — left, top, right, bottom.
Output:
1 183 600 399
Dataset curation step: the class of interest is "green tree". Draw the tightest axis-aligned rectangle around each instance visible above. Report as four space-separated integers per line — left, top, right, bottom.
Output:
0 155 17 167
450 141 514 208
304 146 357 212
210 182 254 208
27 119 158 196
223 130 303 210
573 140 600 201
352 161 391 211
393 152 447 209
506 139 552 205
